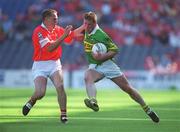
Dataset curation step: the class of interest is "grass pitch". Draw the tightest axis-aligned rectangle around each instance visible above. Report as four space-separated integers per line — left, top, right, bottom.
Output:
0 88 180 132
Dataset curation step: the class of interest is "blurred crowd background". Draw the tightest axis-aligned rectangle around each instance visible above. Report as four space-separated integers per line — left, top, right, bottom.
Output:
0 0 180 74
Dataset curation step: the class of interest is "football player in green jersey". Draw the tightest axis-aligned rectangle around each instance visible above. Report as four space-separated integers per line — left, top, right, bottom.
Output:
82 12 159 123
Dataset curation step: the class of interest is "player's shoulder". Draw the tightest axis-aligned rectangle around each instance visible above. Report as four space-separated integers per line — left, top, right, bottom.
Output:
33 25 44 34
94 28 109 39
96 28 107 35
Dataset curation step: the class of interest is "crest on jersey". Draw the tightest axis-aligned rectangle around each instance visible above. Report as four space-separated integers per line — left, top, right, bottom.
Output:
38 32 44 41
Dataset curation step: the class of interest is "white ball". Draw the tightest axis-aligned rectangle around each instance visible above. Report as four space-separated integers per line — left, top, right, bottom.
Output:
92 43 107 54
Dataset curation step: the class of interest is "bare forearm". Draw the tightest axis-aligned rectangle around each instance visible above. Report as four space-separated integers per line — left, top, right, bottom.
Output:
93 51 117 62
102 51 117 61
47 25 73 52
47 34 67 52
73 25 85 37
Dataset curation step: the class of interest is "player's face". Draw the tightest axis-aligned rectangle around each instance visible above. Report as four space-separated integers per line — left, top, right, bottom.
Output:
46 13 58 28
84 19 96 34
50 13 58 25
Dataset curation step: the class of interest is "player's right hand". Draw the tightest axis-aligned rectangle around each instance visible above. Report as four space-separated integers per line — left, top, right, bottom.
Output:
64 25 73 37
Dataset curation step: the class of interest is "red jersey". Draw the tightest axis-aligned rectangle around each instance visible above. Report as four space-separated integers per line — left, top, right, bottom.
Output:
32 23 74 61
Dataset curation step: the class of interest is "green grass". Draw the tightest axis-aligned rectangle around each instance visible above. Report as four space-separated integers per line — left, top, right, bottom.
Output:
0 88 180 132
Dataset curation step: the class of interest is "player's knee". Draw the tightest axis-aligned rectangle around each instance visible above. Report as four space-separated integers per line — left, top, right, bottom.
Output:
84 72 93 83
56 84 64 91
84 75 92 84
84 75 88 83
58 83 64 89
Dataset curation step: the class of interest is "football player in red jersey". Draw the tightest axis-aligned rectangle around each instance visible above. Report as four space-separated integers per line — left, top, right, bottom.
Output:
22 9 84 123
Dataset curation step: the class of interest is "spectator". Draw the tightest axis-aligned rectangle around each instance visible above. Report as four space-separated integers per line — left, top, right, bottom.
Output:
169 28 180 48
0 0 180 70
0 25 6 42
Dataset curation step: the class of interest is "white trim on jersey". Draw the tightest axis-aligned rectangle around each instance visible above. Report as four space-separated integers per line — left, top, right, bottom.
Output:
89 24 99 35
39 37 50 48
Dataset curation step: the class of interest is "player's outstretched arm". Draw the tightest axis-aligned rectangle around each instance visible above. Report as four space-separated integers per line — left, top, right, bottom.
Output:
47 25 73 52
73 24 85 41
73 24 85 37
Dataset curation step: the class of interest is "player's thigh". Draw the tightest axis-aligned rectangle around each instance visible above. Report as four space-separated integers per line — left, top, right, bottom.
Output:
50 70 64 89
111 74 132 92
34 76 47 95
85 69 104 82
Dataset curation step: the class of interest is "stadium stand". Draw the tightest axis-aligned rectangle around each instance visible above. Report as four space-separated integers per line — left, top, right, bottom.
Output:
0 0 179 72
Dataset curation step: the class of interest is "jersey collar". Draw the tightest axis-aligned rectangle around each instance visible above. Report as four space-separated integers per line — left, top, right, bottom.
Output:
41 23 55 32
41 23 48 30
89 24 99 35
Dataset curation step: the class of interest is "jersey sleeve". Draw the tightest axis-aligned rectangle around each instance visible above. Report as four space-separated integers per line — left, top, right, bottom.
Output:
96 30 119 52
32 28 50 48
104 35 119 52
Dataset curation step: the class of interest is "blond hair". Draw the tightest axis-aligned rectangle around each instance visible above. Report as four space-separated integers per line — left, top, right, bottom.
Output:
84 11 97 23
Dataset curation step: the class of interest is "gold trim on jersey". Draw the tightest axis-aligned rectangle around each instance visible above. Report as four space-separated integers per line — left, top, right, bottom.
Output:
84 41 94 52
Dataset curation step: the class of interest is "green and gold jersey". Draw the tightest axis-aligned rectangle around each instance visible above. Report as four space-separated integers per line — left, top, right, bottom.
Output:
83 25 119 65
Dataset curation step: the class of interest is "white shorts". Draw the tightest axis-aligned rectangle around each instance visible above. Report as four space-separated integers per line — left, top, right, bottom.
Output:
32 59 62 80
89 60 123 79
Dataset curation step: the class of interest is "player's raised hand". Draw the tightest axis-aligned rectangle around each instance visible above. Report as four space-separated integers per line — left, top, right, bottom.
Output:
64 25 73 37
